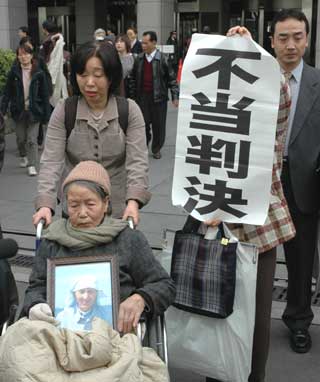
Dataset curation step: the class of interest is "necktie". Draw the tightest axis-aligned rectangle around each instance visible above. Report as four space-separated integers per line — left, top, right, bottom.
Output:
284 71 292 84
283 71 292 100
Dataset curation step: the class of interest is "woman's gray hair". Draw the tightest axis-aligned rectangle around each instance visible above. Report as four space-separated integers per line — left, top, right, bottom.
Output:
62 180 112 215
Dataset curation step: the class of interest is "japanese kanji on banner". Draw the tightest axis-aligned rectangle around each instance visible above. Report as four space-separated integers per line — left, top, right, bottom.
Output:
172 34 281 225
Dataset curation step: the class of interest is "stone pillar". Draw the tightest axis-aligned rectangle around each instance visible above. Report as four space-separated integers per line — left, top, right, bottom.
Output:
137 0 175 44
0 0 27 50
75 0 95 46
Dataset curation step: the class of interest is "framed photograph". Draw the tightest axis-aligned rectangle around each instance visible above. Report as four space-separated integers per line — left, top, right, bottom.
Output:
47 255 120 331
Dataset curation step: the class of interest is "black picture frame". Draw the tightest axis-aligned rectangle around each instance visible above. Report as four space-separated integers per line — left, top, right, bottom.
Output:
47 254 120 331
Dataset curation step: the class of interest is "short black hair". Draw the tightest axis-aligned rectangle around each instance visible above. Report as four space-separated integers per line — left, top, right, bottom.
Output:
19 26 29 34
70 41 123 96
270 9 310 36
143 31 157 42
19 36 33 47
127 26 137 34
42 20 58 34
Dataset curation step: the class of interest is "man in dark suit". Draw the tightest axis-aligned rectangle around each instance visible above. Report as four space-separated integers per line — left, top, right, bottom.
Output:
271 9 320 353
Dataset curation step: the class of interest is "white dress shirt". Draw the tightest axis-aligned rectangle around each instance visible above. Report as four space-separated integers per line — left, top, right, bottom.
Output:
145 49 157 63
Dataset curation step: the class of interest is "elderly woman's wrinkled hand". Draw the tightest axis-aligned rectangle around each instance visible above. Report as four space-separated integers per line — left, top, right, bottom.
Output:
226 26 253 39
29 303 60 326
117 294 145 334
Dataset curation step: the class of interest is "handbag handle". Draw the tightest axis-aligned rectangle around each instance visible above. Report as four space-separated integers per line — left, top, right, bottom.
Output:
182 215 226 238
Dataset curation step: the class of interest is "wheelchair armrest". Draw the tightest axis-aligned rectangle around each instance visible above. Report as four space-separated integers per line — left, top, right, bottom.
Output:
137 313 168 364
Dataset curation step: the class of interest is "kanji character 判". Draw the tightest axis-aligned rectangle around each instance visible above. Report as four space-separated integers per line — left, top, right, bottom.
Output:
186 134 251 178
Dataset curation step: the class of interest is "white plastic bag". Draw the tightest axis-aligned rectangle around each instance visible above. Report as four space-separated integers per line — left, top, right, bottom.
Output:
162 225 258 382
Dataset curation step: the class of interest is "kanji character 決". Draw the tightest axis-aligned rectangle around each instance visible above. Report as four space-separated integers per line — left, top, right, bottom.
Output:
184 176 247 218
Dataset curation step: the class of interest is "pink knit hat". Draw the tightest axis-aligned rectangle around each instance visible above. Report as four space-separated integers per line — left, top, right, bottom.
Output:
62 161 111 196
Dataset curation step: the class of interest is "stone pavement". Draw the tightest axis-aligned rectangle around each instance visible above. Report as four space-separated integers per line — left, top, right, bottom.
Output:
1 104 320 381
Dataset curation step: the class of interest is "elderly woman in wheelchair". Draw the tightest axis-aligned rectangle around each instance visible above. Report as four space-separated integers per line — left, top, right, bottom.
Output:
0 161 175 381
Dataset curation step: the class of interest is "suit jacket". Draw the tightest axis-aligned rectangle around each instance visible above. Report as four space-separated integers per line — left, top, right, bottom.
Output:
288 62 320 214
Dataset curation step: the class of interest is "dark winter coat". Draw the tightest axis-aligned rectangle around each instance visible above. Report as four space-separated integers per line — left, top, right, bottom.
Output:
128 50 179 103
0 61 51 123
166 36 179 67
22 227 176 318
131 39 143 55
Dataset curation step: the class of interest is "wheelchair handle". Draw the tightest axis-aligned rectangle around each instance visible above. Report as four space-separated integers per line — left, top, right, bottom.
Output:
36 219 45 250
36 219 45 240
127 216 135 230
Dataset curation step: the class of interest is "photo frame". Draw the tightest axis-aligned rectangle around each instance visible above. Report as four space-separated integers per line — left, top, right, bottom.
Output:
47 254 120 331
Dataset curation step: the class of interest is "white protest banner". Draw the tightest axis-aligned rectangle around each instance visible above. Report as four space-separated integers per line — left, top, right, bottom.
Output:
172 33 281 225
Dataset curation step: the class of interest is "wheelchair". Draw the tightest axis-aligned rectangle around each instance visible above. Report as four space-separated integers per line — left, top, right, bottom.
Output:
1 219 168 365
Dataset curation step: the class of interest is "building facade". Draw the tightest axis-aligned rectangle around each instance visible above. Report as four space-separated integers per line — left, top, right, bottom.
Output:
0 0 319 66
0 0 28 50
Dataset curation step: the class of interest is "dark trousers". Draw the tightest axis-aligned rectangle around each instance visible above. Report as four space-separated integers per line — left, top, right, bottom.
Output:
139 94 167 154
207 248 277 382
281 162 317 331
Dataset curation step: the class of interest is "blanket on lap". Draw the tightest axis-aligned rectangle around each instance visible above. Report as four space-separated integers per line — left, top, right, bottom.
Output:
0 317 168 382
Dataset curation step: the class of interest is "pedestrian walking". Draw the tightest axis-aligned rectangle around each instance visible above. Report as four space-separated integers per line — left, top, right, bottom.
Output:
32 40 150 228
106 28 116 44
166 31 179 75
129 31 179 159
18 26 29 42
269 9 320 354
126 27 142 55
115 34 134 97
40 20 68 108
183 27 198 58
38 20 68 147
0 43 51 176
93 28 106 42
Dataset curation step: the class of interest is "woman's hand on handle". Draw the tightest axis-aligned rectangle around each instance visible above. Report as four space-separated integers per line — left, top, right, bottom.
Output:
122 200 140 226
33 207 52 227
226 25 253 39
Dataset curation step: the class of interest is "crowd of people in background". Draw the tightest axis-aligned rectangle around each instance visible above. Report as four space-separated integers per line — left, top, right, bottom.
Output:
0 20 186 178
